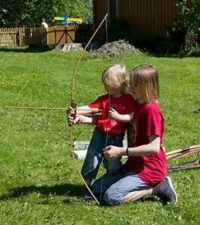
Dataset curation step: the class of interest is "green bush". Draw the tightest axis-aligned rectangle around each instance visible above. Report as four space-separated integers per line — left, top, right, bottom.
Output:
172 0 200 54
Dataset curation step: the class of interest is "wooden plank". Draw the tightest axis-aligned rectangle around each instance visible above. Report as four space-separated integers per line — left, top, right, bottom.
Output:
168 159 200 172
0 31 18 34
166 145 200 160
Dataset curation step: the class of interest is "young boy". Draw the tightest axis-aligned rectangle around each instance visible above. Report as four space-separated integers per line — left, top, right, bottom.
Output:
68 64 134 199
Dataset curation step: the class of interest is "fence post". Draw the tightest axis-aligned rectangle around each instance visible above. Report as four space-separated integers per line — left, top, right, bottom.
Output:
55 27 57 45
18 28 22 46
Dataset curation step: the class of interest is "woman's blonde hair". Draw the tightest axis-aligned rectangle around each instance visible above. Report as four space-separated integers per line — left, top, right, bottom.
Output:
102 64 129 94
130 64 159 102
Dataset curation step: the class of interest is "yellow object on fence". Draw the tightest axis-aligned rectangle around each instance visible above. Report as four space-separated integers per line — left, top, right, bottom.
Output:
68 18 83 24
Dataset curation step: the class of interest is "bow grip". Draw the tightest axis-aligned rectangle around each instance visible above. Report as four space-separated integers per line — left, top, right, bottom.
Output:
71 101 77 120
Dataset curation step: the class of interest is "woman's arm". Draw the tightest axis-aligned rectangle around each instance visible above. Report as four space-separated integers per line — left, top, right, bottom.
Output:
103 136 160 160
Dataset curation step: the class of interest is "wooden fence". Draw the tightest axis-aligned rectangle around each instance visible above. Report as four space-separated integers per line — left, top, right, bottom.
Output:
29 25 93 46
0 24 93 47
0 27 26 46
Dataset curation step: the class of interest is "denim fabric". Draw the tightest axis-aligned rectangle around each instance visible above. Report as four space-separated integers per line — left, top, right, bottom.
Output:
91 169 149 205
81 128 123 182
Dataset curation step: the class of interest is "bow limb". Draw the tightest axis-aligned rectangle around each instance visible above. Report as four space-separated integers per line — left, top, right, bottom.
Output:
69 14 108 205
70 13 108 103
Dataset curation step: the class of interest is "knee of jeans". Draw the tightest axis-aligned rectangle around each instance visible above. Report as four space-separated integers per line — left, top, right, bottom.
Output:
103 189 122 206
105 163 121 174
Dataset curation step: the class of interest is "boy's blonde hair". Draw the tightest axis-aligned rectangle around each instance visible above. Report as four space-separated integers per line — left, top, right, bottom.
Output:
130 64 159 102
102 64 129 94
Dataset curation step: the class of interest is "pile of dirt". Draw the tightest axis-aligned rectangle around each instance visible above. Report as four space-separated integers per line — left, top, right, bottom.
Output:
91 40 141 57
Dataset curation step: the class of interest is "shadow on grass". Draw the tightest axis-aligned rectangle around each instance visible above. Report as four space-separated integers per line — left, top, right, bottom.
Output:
0 184 164 206
0 46 52 53
0 183 82 201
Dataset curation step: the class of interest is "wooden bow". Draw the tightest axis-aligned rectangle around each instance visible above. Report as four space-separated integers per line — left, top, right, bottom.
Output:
68 14 108 205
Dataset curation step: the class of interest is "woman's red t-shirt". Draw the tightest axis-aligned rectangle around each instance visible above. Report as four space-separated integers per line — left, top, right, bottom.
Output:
124 101 167 185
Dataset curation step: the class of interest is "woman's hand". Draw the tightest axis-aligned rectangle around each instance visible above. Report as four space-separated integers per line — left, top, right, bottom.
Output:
103 145 123 160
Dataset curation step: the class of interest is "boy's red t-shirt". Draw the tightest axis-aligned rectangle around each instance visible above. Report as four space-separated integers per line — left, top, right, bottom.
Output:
124 101 167 185
89 94 135 136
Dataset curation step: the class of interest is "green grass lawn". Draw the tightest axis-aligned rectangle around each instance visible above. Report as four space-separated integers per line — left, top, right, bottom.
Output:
0 47 200 225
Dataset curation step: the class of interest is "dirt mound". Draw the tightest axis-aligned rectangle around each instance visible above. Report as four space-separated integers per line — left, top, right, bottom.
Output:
91 40 141 57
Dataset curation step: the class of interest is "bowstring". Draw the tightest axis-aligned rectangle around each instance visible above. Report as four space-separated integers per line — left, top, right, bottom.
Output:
99 93 111 203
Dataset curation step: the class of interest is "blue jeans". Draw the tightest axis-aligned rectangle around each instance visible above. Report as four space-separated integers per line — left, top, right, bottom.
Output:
91 169 149 205
81 128 123 182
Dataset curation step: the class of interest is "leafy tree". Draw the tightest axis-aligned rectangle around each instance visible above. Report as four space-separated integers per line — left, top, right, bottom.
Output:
0 0 92 27
47 0 93 24
173 0 200 53
61 0 93 23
